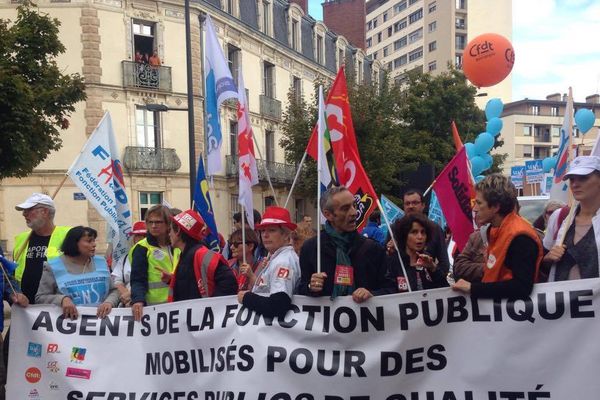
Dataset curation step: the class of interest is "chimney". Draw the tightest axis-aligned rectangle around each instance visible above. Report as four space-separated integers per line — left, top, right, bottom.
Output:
290 0 308 14
585 94 600 104
562 93 568 102
546 93 561 101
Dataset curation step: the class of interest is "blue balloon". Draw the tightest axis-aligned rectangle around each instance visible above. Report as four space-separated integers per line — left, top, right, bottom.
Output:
470 156 486 176
542 156 557 173
482 153 493 169
465 142 477 159
475 175 485 183
575 108 595 134
485 98 504 120
474 132 495 155
486 117 503 136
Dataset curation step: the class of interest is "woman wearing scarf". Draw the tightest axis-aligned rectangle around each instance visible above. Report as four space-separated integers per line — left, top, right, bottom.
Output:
237 207 300 318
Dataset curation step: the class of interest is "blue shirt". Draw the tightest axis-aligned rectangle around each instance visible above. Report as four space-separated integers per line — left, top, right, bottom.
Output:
362 222 386 245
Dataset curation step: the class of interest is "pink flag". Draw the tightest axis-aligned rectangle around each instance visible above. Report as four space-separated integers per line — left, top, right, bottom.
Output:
432 147 475 251
237 69 258 228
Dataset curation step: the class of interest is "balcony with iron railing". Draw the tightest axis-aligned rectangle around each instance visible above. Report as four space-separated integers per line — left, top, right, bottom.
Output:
122 61 172 92
225 155 296 185
259 94 282 121
123 147 181 173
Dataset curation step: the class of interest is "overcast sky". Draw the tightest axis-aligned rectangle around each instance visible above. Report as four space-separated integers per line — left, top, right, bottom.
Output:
307 0 600 102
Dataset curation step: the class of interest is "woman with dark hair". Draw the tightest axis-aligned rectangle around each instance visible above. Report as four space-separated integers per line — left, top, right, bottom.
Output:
228 228 262 291
386 214 449 292
167 210 237 301
35 226 119 319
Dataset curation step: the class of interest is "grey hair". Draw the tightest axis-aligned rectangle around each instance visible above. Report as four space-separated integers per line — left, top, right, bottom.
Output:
544 200 565 213
320 186 350 213
41 205 56 220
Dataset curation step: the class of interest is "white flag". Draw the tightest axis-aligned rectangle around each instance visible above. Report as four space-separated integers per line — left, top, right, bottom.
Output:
204 14 238 176
237 69 258 228
67 112 132 262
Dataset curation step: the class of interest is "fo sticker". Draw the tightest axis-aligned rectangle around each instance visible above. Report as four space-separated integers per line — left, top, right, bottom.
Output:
487 254 497 269
25 367 42 383
152 249 165 261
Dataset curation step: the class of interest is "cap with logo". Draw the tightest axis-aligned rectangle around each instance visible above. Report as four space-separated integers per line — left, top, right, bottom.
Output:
563 156 600 180
15 193 55 211
171 209 206 241
255 206 297 231
128 221 147 236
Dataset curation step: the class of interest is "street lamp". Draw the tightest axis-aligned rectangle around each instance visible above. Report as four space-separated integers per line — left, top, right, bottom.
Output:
145 104 188 112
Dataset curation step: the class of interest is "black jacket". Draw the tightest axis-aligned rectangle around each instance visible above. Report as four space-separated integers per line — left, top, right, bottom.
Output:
385 252 449 292
298 231 395 296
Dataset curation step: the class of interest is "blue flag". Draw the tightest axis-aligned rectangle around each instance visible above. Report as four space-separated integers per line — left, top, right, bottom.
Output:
428 192 447 230
193 157 220 250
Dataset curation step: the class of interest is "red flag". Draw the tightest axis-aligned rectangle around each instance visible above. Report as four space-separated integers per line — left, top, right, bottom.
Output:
432 147 475 251
451 120 463 152
306 67 378 230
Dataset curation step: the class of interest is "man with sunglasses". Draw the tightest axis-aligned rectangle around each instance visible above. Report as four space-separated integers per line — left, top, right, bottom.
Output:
543 156 600 281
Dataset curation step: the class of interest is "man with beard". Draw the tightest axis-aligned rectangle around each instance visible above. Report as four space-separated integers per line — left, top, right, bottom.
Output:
299 186 394 302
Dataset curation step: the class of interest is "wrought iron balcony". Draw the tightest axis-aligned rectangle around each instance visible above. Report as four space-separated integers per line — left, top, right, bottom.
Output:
123 146 181 173
225 155 296 185
259 94 282 121
122 61 172 92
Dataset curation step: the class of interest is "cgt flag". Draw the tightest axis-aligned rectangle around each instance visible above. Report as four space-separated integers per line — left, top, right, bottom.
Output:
67 112 132 263
193 157 220 250
204 14 238 176
306 67 377 230
432 147 475 251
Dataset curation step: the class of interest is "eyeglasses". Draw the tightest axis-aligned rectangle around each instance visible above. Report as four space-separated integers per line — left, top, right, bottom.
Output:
147 220 166 225
231 242 242 247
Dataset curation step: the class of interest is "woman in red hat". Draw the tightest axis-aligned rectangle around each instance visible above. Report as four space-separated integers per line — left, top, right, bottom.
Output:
168 209 237 301
237 206 300 318
111 221 146 306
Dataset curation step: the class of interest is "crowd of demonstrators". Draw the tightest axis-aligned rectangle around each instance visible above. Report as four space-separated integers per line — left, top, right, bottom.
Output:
386 213 449 292
238 207 300 318
168 210 237 302
299 186 394 302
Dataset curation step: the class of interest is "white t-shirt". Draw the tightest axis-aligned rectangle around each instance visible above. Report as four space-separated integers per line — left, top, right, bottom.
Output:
111 256 131 289
251 245 300 297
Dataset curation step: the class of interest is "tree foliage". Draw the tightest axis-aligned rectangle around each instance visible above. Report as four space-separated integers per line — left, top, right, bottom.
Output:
0 1 86 179
280 67 502 198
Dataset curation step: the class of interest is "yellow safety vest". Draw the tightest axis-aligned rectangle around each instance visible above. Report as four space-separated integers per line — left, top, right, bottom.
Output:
131 238 180 305
13 226 71 285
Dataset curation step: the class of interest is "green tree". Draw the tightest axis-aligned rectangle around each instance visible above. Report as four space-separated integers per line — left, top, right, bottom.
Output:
0 2 86 179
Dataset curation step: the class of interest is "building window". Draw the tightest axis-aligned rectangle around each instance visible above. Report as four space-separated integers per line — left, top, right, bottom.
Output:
523 125 532 136
260 0 270 35
383 12 388 22
224 0 235 15
456 34 466 50
316 34 324 64
408 46 423 62
408 28 422 44
394 55 407 69
428 41 437 52
455 54 463 68
394 36 407 50
428 1 436 12
373 51 378 59
551 106 559 116
373 18 378 28
531 105 540 115
227 44 240 85
408 8 423 24
136 106 161 148
132 20 156 61
428 61 436 72
139 192 162 220
383 46 389 57
552 126 560 137
357 60 363 82
263 61 275 98
265 130 275 163
265 196 275 207
367 38 372 48
409 0 419 5
338 48 345 69
367 21 372 30
456 0 466 9
455 17 465 29
377 32 382 43
229 120 238 156
291 19 300 50
295 198 305 223
394 18 407 32
522 145 532 158
388 26 393 37
292 76 302 102
394 0 407 13
428 21 437 32
230 195 240 220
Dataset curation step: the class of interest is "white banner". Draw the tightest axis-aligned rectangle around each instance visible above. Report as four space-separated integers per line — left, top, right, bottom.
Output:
8 279 600 399
67 112 132 262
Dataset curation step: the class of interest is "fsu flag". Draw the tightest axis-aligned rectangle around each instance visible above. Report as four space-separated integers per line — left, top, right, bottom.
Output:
306 67 378 230
550 89 574 203
431 147 475 251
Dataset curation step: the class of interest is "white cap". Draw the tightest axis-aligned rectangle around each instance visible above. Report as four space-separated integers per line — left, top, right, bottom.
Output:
563 156 600 180
15 193 55 211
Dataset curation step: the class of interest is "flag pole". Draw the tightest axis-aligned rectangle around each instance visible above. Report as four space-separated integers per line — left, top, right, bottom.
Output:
51 174 69 199
377 199 412 292
241 204 247 265
284 151 308 208
316 86 324 274
250 133 279 206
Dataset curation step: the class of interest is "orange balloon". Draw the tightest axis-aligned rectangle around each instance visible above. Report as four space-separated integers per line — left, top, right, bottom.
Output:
462 33 515 87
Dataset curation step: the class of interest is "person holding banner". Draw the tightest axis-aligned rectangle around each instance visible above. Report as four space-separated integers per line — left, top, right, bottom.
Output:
452 174 543 299
543 156 600 281
238 206 300 318
167 210 237 301
228 228 262 291
386 214 449 292
35 226 119 319
130 205 180 321
299 186 394 302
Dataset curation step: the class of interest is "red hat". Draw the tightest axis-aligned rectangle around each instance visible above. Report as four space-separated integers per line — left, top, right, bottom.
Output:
255 206 297 231
128 221 147 236
171 209 206 241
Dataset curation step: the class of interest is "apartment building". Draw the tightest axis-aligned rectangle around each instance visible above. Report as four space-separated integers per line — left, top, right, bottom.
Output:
497 93 600 176
0 0 381 253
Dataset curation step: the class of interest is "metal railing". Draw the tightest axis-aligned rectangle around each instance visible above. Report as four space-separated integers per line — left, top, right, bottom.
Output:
259 94 282 121
225 155 296 185
123 147 181 173
122 61 172 92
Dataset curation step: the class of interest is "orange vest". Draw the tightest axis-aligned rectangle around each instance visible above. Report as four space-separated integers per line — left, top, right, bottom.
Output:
483 212 543 283
167 246 226 301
